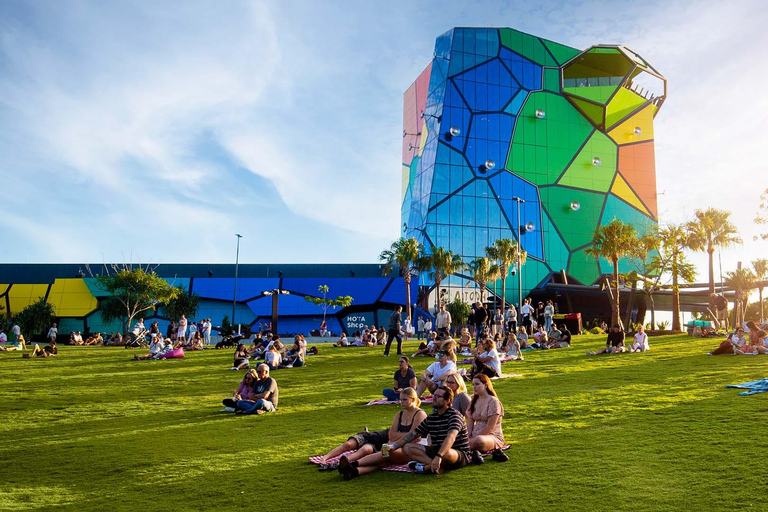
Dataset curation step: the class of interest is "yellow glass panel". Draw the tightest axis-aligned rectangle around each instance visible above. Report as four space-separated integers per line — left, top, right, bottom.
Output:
8 284 50 314
401 165 410 202
607 103 655 145
47 279 98 317
605 87 647 129
417 119 428 157
611 173 650 215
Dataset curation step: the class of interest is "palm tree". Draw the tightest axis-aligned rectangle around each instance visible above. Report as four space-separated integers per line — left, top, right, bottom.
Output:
686 208 742 295
657 224 697 331
753 258 768 322
585 219 642 329
725 268 756 327
379 237 424 321
426 247 466 311
467 257 501 304
486 238 526 313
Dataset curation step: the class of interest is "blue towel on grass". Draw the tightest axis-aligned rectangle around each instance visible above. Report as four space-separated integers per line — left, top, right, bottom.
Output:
727 378 768 396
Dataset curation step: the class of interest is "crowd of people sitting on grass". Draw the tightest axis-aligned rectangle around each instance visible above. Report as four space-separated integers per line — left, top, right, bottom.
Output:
227 332 317 371
707 321 768 355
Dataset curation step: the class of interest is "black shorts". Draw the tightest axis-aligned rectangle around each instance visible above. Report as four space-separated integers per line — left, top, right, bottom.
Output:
425 445 469 470
349 429 389 451
522 316 532 327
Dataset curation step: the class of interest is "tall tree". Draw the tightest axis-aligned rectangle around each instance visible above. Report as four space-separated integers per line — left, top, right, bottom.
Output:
97 266 179 336
164 286 201 323
467 257 501 304
725 268 756 327
585 219 642 329
425 247 466 311
16 297 56 339
753 258 768 323
486 238 526 313
657 224 697 331
304 285 354 325
380 237 424 321
686 207 742 295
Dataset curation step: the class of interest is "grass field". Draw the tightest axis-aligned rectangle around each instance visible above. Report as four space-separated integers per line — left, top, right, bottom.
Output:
2 334 768 511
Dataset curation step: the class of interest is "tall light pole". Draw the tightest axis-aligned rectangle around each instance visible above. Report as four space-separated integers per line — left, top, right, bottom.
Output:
512 197 525 323
233 234 242 334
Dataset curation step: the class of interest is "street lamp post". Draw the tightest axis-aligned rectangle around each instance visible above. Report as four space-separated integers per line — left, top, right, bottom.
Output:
512 197 525 324
233 234 242 334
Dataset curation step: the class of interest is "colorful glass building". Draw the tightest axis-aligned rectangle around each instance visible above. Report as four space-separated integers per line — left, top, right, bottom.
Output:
402 27 666 305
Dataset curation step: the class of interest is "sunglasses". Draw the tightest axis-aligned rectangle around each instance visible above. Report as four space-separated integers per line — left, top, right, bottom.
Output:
433 393 447 399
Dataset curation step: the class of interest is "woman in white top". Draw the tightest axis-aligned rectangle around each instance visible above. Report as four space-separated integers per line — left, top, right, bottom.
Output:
134 338 165 360
503 332 523 360
472 338 502 378
177 315 188 342
630 325 650 352
264 344 282 370
333 333 349 347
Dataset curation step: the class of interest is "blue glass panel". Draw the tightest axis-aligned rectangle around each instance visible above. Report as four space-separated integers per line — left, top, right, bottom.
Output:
449 162 474 193
342 312 375 333
455 59 517 113
449 225 462 254
500 48 542 91
489 173 544 259
462 195 475 225
504 90 527 115
380 278 420 305
465 113 513 173
432 163 449 194
435 200 450 224
462 227 476 257
278 316 343 337
448 194 462 222
192 278 280 302
425 223 437 242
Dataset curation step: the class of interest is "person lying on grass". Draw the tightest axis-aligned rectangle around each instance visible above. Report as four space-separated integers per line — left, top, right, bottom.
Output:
586 325 625 355
133 337 167 360
221 369 258 412
467 374 508 463
415 351 457 397
343 385 471 477
336 387 427 479
471 337 502 379
233 364 278 415
231 343 250 370
0 334 26 351
630 325 650 353
382 356 418 401
22 342 58 358
708 327 748 355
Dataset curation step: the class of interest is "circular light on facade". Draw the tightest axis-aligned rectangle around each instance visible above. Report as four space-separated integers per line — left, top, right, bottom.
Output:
535 109 546 119
420 110 425 119
592 157 602 167
571 201 581 211
525 222 536 232
485 159 495 170
633 126 642 136
408 143 414 151
403 130 407 138
449 126 461 137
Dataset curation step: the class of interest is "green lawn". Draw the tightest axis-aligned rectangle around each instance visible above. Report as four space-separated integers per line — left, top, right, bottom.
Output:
2 334 767 511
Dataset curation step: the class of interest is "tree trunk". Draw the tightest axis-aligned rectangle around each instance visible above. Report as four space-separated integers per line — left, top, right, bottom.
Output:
672 255 681 331
760 287 764 323
434 276 442 312
707 247 715 295
612 259 621 329
648 293 656 330
501 274 507 312
624 280 637 329
404 275 412 321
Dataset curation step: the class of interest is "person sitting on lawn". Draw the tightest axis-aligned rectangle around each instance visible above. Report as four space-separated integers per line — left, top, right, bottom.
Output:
415 351 457 397
471 337 502 378
22 341 58 358
630 325 650 352
457 328 472 355
467 374 507 462
0 334 26 351
733 321 768 354
389 385 471 475
264 343 282 370
441 370 471 417
336 387 428 479
318 427 390 469
708 327 748 355
543 324 571 349
333 332 349 347
282 336 306 368
531 325 548 348
221 369 258 412
84 332 103 346
586 325 625 355
69 331 83 345
517 326 530 348
235 364 278 415
503 332 523 361
376 327 386 346
134 337 166 360
411 330 437 357
231 343 250 370
382 356 418 401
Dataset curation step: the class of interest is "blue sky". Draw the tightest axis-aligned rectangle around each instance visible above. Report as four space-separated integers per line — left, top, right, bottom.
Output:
1 0 767 281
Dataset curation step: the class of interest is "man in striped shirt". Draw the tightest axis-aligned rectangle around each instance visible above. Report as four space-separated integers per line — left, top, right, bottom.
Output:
391 385 471 474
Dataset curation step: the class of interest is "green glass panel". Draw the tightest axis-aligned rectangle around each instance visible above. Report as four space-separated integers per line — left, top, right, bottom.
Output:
541 211 569 273
568 246 600 285
521 258 553 294
541 39 581 65
557 131 618 193
506 92 594 186
541 185 606 250
499 29 557 66
568 97 604 127
591 48 622 54
543 68 561 92
605 87 648 129
600 195 656 232
563 85 617 105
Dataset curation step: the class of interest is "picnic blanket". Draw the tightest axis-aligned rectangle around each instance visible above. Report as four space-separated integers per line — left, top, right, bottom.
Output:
366 395 434 406
381 444 512 472
727 378 768 396
308 450 355 465
457 356 518 365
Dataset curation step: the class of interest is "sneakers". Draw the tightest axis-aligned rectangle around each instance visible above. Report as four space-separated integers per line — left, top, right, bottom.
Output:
407 461 431 474
471 449 485 465
411 352 419 358
337 455 359 480
585 350 594 355
230 366 238 370
219 407 235 413
318 463 338 471
491 449 509 462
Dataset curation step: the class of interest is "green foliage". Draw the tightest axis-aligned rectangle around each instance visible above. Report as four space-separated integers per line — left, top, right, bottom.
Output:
752 258 768 322
96 268 179 336
725 268 756 326
4 335 768 510
754 188 768 241
380 237 425 319
425 247 466 309
467 256 501 302
304 285 354 322
164 286 200 322
686 207 742 294
487 238 525 309
220 315 232 337
656 320 670 330
446 297 472 330
589 326 604 335
15 297 56 339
